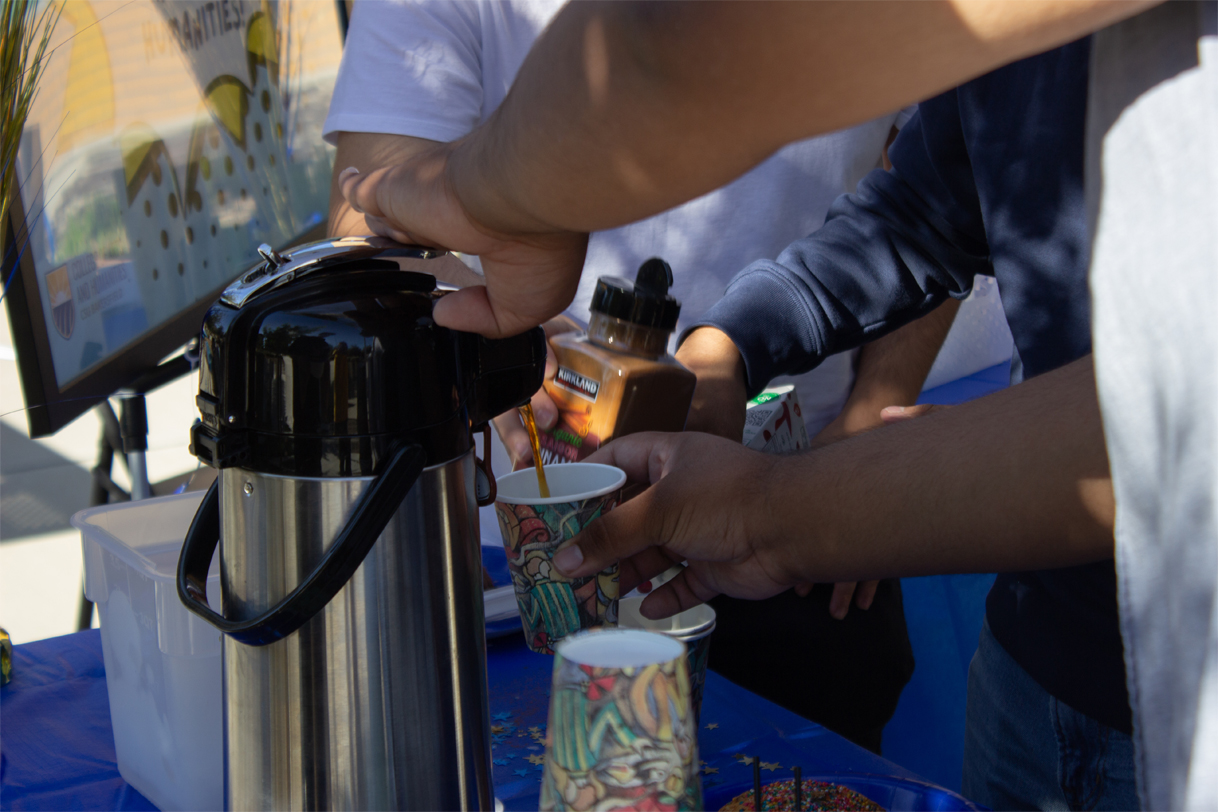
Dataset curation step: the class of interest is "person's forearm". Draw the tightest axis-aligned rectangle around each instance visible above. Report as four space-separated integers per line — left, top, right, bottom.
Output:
823 298 962 439
694 152 988 396
559 353 1112 613
450 1 1155 236
675 327 748 441
769 355 1113 583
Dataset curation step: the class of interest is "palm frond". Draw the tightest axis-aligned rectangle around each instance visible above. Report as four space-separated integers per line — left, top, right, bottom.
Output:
1 0 63 252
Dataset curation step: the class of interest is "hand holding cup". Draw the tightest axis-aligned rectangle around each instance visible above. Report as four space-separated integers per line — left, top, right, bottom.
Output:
496 463 627 654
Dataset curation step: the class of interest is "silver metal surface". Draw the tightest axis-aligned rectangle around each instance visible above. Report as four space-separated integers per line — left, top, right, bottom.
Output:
127 451 152 500
256 243 286 268
219 452 492 810
221 236 445 309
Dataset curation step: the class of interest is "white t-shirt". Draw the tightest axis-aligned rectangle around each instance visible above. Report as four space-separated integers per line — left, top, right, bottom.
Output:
1087 3 1218 808
323 0 916 434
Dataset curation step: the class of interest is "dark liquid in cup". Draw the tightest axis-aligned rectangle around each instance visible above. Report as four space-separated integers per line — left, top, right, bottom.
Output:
519 403 551 498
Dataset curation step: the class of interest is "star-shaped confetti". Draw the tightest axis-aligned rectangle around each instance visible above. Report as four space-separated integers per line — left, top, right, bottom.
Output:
704 723 719 730
734 755 755 766
528 726 541 734
761 761 781 772
491 725 505 735
526 754 546 765
492 712 513 721
514 768 529 777
701 766 719 775
493 759 509 766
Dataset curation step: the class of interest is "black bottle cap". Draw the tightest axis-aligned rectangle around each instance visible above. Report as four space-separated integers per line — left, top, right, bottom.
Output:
589 257 681 330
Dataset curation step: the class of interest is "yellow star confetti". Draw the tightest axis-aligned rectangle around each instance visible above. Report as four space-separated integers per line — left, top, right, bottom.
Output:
761 761 781 772
702 766 719 775
490 725 505 735
734 754 754 765
704 723 719 730
526 754 545 765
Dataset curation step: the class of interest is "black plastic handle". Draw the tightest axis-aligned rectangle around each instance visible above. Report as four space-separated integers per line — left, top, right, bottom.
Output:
463 328 547 428
177 443 427 646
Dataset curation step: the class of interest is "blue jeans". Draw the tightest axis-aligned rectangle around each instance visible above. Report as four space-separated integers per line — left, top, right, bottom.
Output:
962 622 1138 811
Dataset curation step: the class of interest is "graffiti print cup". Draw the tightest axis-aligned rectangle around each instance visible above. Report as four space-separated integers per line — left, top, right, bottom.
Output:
619 597 716 726
540 629 701 812
495 463 627 654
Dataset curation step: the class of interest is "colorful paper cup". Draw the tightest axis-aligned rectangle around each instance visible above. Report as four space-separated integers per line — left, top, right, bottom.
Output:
541 629 702 812
495 463 627 654
618 597 716 726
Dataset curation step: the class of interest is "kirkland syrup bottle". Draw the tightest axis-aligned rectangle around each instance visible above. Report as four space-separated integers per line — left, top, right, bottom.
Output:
537 258 696 465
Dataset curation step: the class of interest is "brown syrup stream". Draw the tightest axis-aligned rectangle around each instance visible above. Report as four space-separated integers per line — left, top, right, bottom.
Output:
519 403 551 498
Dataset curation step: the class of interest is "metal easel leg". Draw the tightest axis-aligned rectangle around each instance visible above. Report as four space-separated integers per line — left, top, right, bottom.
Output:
119 393 152 501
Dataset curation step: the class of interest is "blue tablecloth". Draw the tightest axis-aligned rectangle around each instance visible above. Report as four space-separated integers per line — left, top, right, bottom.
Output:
1 629 935 811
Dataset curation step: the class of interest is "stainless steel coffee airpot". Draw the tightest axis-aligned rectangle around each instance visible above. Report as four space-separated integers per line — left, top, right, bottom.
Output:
177 237 544 810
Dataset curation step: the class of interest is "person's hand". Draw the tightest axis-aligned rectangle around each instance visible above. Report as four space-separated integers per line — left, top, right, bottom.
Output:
674 327 748 441
880 403 947 423
338 142 588 338
812 578 881 620
551 431 792 620
327 133 490 287
672 328 877 618
492 315 585 467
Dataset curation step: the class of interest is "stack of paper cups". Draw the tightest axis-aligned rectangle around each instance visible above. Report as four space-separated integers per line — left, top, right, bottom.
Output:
618 597 716 725
540 629 701 811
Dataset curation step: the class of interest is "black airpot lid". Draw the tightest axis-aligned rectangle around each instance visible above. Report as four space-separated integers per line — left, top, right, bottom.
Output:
190 237 545 476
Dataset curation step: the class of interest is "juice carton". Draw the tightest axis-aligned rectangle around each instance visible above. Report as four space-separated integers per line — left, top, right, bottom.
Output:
742 385 810 454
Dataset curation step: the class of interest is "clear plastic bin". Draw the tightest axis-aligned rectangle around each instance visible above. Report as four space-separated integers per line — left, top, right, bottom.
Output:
74 491 222 812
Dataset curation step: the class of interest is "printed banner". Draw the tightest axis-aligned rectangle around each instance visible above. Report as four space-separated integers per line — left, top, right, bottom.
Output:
16 0 342 387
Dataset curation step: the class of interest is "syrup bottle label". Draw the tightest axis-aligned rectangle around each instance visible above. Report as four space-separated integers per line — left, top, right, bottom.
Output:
551 366 600 401
537 366 603 465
